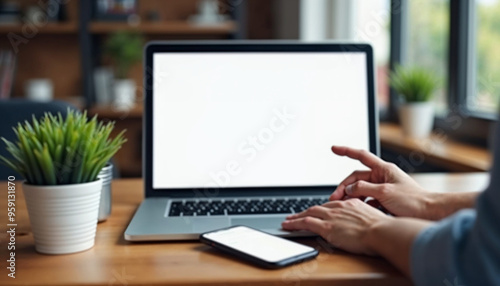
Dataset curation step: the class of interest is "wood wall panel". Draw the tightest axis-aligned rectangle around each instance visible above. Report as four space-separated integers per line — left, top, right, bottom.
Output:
136 0 200 21
0 0 80 99
247 0 274 39
8 35 81 98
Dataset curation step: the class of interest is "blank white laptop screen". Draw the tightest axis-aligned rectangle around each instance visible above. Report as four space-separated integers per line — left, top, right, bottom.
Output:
152 52 370 189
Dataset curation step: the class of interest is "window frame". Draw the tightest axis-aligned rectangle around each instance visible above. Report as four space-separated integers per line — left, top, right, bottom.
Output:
389 0 497 146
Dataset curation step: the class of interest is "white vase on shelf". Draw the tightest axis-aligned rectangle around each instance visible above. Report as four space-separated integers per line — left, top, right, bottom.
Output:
113 79 136 110
25 79 53 102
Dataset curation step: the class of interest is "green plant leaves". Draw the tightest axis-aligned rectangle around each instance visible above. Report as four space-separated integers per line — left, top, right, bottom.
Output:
104 31 144 79
389 65 441 103
0 108 127 185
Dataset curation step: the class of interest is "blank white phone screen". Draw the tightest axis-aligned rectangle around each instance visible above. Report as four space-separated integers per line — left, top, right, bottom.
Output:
203 226 315 263
153 52 370 189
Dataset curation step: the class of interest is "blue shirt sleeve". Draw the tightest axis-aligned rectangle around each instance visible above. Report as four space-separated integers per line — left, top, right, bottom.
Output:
410 124 500 286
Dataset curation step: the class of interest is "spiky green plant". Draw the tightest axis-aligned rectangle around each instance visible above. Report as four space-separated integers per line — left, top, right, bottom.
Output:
390 65 441 103
0 109 126 185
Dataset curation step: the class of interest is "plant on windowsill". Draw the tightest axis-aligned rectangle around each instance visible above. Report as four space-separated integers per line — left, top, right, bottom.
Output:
104 31 144 110
390 65 441 138
0 109 126 254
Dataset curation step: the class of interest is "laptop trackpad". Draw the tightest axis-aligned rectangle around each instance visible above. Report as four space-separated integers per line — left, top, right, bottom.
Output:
231 217 285 230
192 217 231 233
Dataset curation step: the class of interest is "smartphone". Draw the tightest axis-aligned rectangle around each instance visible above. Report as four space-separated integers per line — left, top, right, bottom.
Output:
200 225 319 269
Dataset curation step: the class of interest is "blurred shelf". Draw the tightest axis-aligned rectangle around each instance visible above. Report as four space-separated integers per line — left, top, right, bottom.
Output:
0 22 78 34
380 123 491 172
88 104 143 119
89 21 237 35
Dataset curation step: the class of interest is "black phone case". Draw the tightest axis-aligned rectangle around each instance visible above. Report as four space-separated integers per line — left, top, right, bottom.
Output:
199 225 319 269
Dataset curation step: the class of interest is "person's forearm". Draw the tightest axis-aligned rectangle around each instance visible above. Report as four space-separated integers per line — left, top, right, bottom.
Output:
425 192 479 220
364 217 432 276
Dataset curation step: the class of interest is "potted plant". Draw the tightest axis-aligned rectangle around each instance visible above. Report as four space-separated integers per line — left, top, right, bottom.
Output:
0 110 126 254
104 31 144 110
390 65 440 138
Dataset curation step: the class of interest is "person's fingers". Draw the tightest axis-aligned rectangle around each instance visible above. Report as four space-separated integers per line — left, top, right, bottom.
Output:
320 200 344 208
365 198 382 208
331 145 384 169
281 216 327 236
330 170 372 201
286 205 330 220
344 180 386 200
324 197 386 212
323 197 374 209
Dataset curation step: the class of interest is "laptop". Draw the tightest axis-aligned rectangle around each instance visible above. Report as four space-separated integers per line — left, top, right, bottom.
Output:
124 41 379 241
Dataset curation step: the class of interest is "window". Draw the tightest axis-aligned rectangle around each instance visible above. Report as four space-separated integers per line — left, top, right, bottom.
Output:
407 0 450 115
353 0 391 114
471 0 500 115
297 0 391 115
389 0 498 142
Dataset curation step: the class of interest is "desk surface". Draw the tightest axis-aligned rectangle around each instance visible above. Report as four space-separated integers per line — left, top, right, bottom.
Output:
0 173 489 286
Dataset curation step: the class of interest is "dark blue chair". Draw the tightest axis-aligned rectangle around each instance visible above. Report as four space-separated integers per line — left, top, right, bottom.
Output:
0 99 121 180
0 99 77 179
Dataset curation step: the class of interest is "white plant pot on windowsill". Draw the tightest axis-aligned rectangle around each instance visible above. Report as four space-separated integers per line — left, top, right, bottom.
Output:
398 102 434 138
113 79 136 110
23 179 102 254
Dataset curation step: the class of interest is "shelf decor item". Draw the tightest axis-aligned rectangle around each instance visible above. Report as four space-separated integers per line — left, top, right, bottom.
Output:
94 0 138 21
0 2 21 24
188 0 229 25
390 65 440 138
46 0 68 22
0 50 16 99
0 109 126 254
104 31 143 110
93 67 114 105
25 79 53 102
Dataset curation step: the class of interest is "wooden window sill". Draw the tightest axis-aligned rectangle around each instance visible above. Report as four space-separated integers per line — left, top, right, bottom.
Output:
379 123 491 172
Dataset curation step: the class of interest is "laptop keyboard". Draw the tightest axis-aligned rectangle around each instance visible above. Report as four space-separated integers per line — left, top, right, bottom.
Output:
167 197 329 217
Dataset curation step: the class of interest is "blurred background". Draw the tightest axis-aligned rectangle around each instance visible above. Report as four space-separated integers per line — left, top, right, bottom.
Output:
0 0 497 178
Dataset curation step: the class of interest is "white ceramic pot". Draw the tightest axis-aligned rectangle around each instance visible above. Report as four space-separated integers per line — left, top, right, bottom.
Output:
23 180 102 255
399 102 434 138
113 79 136 110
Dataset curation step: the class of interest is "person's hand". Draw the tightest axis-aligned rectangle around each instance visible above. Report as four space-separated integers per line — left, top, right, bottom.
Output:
282 199 393 255
329 145 434 219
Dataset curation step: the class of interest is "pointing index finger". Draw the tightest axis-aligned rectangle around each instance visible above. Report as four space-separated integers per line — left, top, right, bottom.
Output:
331 145 382 169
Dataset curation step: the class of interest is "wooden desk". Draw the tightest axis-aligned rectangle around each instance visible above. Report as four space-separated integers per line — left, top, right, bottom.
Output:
0 173 489 286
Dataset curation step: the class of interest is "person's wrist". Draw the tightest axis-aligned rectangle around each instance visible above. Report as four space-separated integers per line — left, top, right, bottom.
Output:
421 192 447 220
363 215 396 255
424 192 479 220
